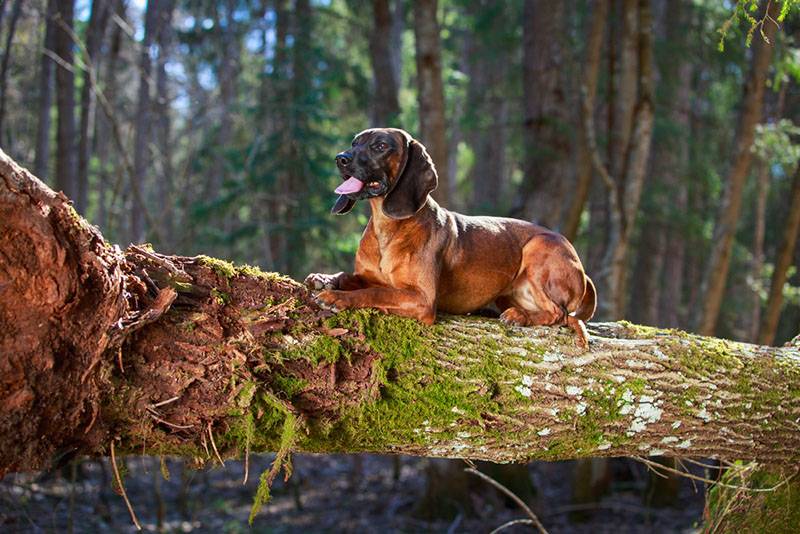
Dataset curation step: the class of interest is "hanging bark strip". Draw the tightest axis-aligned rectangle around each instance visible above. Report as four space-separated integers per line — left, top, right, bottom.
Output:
1 148 800 481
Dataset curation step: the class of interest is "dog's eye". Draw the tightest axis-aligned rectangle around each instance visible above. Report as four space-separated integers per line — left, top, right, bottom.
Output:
374 142 388 151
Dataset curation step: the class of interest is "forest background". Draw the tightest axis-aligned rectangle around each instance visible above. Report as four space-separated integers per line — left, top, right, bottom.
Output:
1 0 799 530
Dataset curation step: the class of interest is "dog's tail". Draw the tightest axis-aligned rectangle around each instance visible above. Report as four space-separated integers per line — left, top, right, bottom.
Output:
574 275 596 322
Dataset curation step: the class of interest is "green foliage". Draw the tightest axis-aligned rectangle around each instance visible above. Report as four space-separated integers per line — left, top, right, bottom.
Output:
717 0 799 50
754 119 800 168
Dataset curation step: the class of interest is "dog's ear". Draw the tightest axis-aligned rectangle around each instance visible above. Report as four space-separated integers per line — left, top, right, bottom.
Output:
382 139 438 219
331 194 356 215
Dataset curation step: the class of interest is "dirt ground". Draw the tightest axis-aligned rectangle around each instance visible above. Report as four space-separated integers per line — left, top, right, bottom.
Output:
0 454 707 533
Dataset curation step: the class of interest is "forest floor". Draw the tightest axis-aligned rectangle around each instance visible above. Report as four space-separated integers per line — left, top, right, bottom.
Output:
0 454 706 533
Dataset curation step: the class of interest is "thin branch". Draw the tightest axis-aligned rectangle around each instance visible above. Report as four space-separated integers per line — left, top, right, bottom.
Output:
633 457 798 493
110 441 142 531
490 519 536 534
465 467 549 534
208 422 226 467
243 435 250 485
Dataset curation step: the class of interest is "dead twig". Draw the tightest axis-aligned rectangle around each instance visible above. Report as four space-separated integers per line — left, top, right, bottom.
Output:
110 441 141 531
208 422 226 467
465 467 549 534
490 519 535 534
633 456 798 493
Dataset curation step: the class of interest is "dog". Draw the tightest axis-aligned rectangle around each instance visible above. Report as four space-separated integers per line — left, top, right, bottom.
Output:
304 128 596 347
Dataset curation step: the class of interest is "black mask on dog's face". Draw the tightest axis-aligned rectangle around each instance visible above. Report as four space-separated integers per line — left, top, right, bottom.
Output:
331 128 438 219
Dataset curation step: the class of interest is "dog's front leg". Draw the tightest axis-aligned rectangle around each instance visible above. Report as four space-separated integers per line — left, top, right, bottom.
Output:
315 286 436 325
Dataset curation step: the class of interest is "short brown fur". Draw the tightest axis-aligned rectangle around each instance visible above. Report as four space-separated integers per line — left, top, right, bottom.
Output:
306 128 596 347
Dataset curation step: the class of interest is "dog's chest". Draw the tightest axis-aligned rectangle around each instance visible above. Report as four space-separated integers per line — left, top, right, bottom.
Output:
357 228 419 285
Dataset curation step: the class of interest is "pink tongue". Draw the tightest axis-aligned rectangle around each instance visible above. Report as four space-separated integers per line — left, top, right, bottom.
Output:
335 177 364 195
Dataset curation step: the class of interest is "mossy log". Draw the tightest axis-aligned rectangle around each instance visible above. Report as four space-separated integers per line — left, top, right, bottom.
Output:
2 148 800 485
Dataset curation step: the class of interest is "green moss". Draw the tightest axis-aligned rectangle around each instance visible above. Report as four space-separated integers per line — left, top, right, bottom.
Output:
211 288 231 305
272 374 308 397
249 412 298 523
197 255 237 279
281 335 348 365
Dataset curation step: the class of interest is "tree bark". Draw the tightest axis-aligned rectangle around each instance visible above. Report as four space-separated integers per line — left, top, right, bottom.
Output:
76 0 112 216
369 0 400 127
34 0 56 181
413 0 449 207
563 0 609 242
694 0 779 336
516 0 569 229
53 0 78 201
2 148 800 478
758 165 800 345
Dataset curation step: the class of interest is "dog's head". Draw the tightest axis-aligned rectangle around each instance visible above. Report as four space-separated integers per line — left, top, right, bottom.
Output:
331 128 438 219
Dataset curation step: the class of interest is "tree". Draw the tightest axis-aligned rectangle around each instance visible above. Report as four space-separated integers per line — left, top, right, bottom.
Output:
464 1 513 214
563 0 609 242
413 0 449 207
758 165 800 345
585 0 655 320
53 0 78 201
368 0 400 126
693 0 780 336
34 0 56 181
77 0 112 215
2 147 800 504
0 0 23 138
515 0 569 229
630 0 693 328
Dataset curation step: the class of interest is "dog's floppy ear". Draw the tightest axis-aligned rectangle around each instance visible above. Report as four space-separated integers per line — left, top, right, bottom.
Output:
382 139 438 219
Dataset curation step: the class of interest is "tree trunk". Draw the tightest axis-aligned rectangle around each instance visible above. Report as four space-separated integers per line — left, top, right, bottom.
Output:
588 0 655 321
369 0 400 126
516 0 569 229
53 0 78 201
34 0 56 181
563 0 609 241
657 10 692 329
154 1 175 248
758 165 800 345
0 0 22 136
76 0 112 216
413 0 449 207
2 148 800 479
94 0 125 235
629 230 665 325
131 0 160 244
694 0 779 336
465 2 509 214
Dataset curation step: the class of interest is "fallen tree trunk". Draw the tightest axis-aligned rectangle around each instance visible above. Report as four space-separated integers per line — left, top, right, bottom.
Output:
2 149 800 486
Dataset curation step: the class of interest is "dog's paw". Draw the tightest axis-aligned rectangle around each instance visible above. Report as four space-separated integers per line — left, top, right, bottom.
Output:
304 273 338 291
499 307 529 326
314 290 348 313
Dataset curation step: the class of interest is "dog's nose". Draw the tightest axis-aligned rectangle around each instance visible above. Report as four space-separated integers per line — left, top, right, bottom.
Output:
335 152 353 167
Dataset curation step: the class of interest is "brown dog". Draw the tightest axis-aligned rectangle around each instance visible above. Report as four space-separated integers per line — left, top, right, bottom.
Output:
305 128 596 347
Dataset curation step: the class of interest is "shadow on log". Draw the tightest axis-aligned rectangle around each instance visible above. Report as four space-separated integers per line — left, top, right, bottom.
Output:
1 149 799 529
